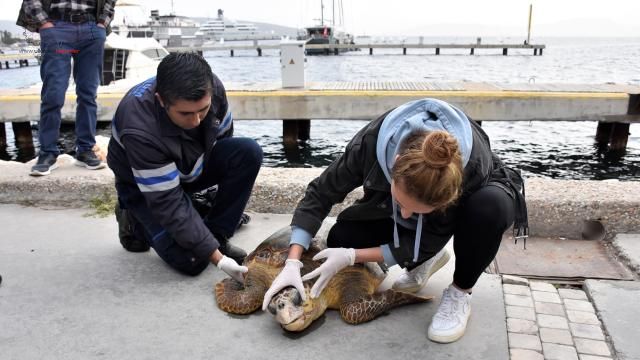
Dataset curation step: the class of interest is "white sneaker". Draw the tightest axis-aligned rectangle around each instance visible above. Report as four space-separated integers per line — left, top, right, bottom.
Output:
392 248 451 293
428 284 472 343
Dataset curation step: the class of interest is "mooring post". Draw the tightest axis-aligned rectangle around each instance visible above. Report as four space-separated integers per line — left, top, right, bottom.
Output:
503 48 508 56
230 50 234 57
11 122 33 144
369 48 373 55
470 47 474 55
403 48 406 55
534 48 538 56
0 123 6 147
539 48 543 55
435 48 440 55
334 47 339 55
5 61 10 69
257 48 262 56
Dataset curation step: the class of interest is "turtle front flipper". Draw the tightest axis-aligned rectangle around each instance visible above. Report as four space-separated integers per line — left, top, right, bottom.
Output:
215 278 266 315
339 289 432 324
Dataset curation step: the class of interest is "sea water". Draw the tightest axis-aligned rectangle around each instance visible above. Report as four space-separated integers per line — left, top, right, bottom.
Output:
1 36 639 179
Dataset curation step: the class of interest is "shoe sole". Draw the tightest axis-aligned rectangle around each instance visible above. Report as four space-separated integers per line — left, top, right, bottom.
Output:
75 160 107 170
393 249 452 293
29 163 58 176
427 308 471 343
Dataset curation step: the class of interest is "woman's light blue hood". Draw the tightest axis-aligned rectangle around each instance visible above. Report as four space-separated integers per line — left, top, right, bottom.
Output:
375 98 473 263
376 98 473 181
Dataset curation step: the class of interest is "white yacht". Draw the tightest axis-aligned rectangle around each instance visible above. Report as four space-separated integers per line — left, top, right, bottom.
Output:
110 0 203 47
102 32 168 85
197 9 259 41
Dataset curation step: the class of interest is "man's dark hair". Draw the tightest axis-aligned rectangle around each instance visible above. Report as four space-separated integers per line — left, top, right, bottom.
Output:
156 53 214 107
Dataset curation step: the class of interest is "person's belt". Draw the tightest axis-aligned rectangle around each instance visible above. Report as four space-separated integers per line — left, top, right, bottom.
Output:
50 12 96 24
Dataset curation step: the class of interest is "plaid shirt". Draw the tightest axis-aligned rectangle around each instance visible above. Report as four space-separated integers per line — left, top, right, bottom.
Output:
23 0 116 26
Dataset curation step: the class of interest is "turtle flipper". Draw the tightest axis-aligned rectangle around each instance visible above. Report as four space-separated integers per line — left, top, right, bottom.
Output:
339 289 432 324
215 278 265 314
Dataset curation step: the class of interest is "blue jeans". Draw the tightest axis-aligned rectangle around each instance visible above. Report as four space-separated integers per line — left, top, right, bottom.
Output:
116 137 263 276
38 20 106 155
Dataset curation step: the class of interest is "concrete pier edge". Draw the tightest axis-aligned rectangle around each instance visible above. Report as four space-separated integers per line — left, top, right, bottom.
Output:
1 159 639 240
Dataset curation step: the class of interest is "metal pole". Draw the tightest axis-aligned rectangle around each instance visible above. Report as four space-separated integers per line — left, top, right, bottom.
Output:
321 0 324 26
332 0 335 28
527 4 533 45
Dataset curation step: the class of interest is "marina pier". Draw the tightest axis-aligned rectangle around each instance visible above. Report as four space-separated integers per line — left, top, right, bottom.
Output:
0 53 39 70
0 81 638 152
166 41 546 57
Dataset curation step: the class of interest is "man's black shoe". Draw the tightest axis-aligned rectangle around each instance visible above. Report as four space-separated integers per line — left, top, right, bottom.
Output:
75 150 106 170
237 213 251 229
215 233 247 265
30 153 58 176
115 203 150 252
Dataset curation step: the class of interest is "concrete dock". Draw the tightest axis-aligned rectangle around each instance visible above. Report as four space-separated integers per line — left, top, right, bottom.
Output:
1 204 639 359
1 81 639 123
0 205 509 360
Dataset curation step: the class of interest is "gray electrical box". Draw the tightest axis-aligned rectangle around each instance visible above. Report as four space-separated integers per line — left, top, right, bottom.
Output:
280 40 306 88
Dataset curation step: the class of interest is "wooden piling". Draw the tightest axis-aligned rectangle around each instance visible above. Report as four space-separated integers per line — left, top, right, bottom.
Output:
470 48 474 55
503 48 508 56
230 50 234 57
435 48 440 55
334 48 339 55
283 120 310 146
595 122 613 145
369 48 373 55
609 123 630 152
257 48 262 56
0 123 6 147
11 122 33 144
403 48 406 55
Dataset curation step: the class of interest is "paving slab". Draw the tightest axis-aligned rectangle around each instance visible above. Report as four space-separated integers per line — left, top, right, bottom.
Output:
0 204 508 360
585 279 640 360
612 234 640 274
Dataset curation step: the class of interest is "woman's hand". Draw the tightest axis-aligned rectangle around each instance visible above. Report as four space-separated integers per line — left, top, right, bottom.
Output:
302 248 355 298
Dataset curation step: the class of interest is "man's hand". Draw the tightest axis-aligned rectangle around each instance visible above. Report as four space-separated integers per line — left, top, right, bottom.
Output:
39 21 54 30
301 248 355 298
261 259 305 311
217 255 248 283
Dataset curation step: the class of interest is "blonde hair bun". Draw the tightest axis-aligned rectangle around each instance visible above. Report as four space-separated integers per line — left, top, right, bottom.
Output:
421 131 459 169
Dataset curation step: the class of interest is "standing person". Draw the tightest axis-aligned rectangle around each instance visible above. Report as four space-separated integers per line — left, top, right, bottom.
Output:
262 98 527 343
107 53 262 280
17 0 116 176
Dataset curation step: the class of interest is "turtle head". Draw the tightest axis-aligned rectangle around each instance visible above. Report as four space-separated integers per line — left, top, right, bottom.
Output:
267 285 324 332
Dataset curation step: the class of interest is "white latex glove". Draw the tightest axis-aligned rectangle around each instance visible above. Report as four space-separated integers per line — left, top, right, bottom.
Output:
301 248 356 298
262 259 306 311
217 255 248 283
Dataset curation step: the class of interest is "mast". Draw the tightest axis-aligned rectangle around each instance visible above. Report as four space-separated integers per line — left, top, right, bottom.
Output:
527 4 533 44
332 0 335 28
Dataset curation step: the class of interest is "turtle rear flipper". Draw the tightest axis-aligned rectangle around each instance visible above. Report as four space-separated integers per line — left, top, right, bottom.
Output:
339 289 432 324
215 278 266 314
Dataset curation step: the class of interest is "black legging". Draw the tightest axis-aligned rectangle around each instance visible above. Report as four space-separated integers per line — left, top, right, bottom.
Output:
327 185 515 289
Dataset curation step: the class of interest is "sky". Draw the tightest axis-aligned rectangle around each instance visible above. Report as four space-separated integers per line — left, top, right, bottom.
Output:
3 0 640 37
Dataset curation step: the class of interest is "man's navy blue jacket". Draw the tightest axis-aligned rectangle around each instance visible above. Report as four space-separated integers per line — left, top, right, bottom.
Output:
107 76 233 260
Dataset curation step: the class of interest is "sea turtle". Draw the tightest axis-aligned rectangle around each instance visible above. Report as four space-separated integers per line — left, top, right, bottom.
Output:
215 227 432 331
